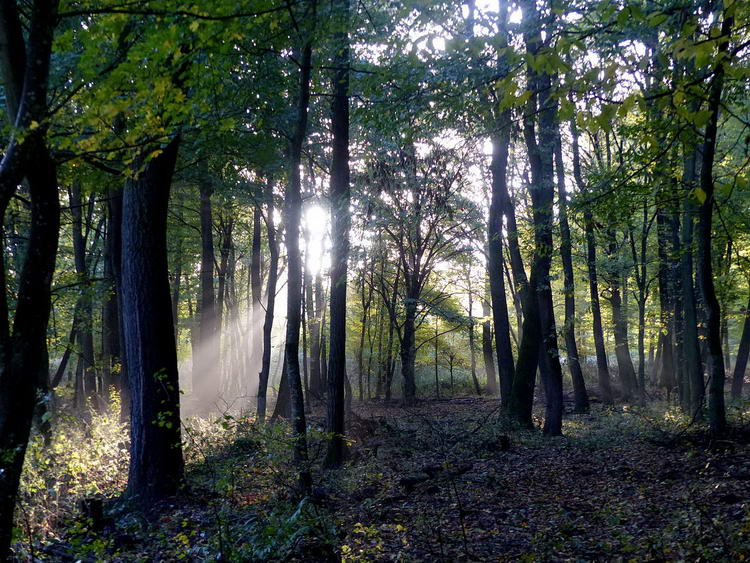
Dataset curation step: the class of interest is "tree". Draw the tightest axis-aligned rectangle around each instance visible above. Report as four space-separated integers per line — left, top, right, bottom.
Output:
325 0 351 469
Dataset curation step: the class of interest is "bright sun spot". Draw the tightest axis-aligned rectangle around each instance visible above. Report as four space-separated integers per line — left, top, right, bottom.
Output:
304 204 329 276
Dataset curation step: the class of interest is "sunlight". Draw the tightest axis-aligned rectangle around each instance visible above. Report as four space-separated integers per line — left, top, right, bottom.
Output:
303 204 329 276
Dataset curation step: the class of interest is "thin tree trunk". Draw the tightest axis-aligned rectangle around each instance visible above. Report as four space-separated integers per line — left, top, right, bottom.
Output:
554 125 589 413
571 119 613 404
257 178 278 423
71 183 98 413
283 35 313 491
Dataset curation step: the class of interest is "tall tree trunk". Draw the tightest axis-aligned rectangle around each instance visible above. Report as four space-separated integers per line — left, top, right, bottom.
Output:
0 2 60 554
487 0 515 409
308 271 323 397
656 209 677 392
606 233 639 400
680 144 704 416
325 0 350 468
122 137 184 504
467 274 482 395
283 36 313 491
554 126 589 413
400 287 418 403
571 119 613 404
257 177 279 423
250 205 263 372
698 8 732 435
72 185 99 413
513 0 563 435
482 298 498 394
103 202 122 405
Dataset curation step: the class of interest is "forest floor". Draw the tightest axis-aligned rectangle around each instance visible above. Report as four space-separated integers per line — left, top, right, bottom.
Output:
15 396 750 561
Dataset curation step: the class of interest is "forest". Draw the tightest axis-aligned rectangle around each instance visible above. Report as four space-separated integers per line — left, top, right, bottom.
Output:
0 0 749 560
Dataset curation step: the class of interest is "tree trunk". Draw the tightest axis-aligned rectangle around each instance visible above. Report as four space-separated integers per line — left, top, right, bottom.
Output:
554 126 589 413
71 183 98 413
325 0 350 468
606 233 639 400
257 178 278 423
481 301 498 394
0 3 60 553
283 36 313 492
250 205 263 371
102 196 122 404
400 291 418 403
487 0 515 408
121 137 184 504
571 119 613 405
680 144 704 416
514 0 563 435
106 186 130 421
467 275 482 395
698 8 732 435
656 209 677 392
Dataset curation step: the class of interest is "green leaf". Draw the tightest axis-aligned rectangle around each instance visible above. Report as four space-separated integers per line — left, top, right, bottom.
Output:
693 187 707 204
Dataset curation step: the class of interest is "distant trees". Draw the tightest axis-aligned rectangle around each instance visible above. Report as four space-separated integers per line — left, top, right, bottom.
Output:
369 145 481 404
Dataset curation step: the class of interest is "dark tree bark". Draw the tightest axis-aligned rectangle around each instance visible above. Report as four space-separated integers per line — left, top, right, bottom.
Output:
257 177 279 423
250 205 263 368
482 298 499 394
325 0 351 468
512 0 563 435
627 204 651 397
554 127 589 413
0 2 60 555
487 0 515 409
400 278 419 402
283 34 313 491
680 144 704 415
108 186 129 421
656 209 677 392
571 119 613 405
122 137 184 504
356 260 373 402
70 183 98 413
697 8 732 435
605 231 639 400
